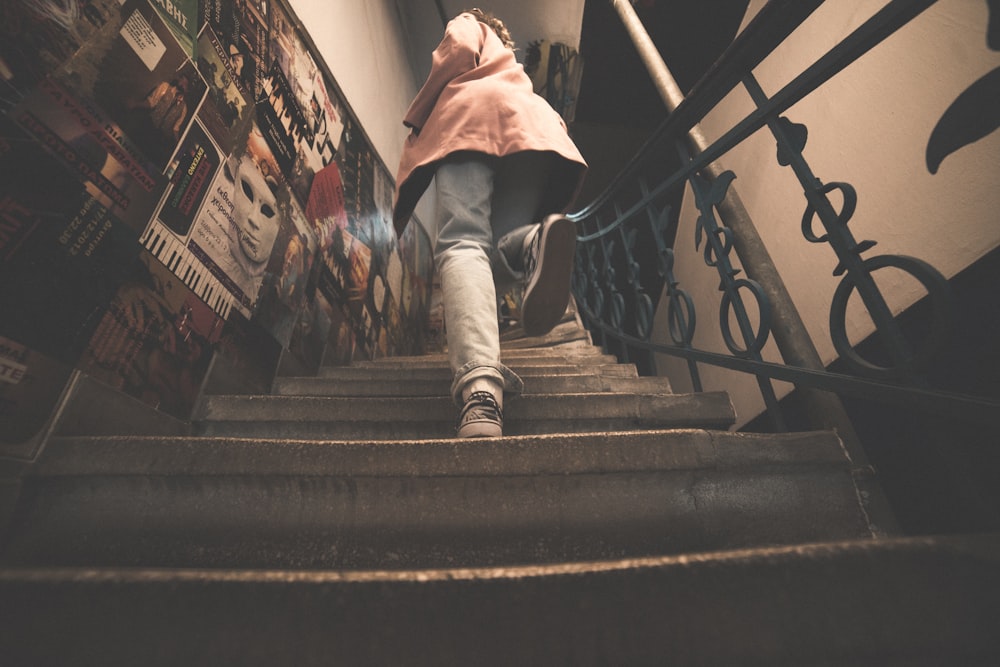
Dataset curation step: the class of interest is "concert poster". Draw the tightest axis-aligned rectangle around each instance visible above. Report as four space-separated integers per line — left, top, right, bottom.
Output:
1 0 438 439
304 161 355 312
335 118 376 239
184 122 285 318
200 0 270 97
0 0 121 105
264 2 343 205
149 0 199 58
341 227 375 359
78 249 222 419
252 195 316 348
0 117 142 367
296 69 346 201
10 77 166 234
303 218 372 363
59 0 208 172
319 301 356 368
195 23 253 155
305 162 350 242
343 211 392 359
287 261 336 373
256 61 304 179
155 119 222 237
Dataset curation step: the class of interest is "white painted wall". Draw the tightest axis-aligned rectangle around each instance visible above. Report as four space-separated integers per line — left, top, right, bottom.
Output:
288 0 436 226
654 0 1000 427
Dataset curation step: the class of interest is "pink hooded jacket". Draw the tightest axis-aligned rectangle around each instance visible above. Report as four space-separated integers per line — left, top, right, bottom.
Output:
392 12 588 236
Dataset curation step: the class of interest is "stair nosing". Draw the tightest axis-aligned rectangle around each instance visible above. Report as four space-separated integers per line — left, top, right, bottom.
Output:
35 430 847 477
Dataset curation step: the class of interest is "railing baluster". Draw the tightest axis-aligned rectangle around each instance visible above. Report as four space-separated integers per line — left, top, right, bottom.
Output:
567 0 997 455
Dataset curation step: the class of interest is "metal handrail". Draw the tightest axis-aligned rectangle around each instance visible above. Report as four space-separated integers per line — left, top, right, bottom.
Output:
569 0 1000 435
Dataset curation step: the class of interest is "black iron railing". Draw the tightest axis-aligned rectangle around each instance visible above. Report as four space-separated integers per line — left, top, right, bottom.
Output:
569 0 1000 436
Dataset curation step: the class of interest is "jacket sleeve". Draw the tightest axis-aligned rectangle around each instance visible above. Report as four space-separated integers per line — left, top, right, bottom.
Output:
403 14 485 132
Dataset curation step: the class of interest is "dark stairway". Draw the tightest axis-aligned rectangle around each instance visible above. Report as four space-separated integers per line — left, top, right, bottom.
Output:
1 308 998 665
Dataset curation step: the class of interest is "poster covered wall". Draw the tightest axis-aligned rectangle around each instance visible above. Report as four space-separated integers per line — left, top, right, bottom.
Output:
0 0 433 454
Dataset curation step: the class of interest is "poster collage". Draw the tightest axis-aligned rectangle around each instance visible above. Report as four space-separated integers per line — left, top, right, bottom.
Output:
0 0 434 446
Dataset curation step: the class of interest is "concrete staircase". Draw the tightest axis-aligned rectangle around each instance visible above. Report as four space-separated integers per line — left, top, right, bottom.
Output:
1 313 998 665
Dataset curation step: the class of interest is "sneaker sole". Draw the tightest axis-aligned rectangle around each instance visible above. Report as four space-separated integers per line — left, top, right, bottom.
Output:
457 420 503 438
521 215 576 337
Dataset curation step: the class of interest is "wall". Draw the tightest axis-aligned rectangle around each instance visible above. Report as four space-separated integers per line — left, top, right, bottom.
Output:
288 1 417 199
653 0 1000 426
0 0 435 458
288 0 439 248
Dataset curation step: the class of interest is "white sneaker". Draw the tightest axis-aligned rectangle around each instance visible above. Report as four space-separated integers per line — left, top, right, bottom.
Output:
521 214 576 337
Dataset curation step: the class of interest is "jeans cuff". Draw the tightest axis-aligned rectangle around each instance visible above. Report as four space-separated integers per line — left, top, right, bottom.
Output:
451 360 524 404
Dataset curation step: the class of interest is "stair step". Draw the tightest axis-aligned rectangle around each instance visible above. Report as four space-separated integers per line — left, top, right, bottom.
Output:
0 430 872 570
193 391 735 440
2 534 997 665
4 309 937 665
356 346 617 364
313 362 638 381
347 355 620 370
274 373 670 397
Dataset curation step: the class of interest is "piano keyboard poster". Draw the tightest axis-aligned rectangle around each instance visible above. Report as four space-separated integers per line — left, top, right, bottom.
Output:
0 0 434 444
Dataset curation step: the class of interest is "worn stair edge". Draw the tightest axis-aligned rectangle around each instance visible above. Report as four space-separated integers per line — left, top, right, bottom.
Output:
346 356 619 370
0 436 876 568
1 535 997 666
196 392 732 423
312 362 639 380
356 347 617 364
356 350 616 364
1 466 873 570
191 392 735 439
31 430 849 477
272 374 671 397
192 418 733 441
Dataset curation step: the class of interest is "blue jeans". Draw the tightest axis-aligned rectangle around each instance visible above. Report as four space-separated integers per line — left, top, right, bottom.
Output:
433 151 554 402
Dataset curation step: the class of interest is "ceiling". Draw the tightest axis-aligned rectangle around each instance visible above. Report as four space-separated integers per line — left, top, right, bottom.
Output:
576 0 749 128
394 0 588 85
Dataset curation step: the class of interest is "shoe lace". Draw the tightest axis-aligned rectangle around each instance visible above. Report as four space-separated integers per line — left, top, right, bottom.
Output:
457 391 503 428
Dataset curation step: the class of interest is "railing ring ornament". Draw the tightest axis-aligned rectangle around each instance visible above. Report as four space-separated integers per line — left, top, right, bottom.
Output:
829 254 951 379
